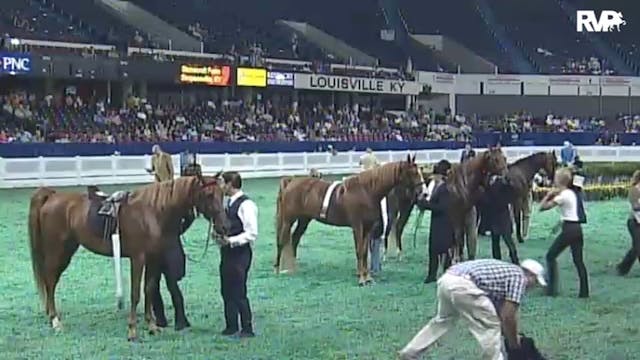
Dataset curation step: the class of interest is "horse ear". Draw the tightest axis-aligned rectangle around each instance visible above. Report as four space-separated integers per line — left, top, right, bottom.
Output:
406 154 411 163
195 171 205 184
215 169 224 179
411 153 416 164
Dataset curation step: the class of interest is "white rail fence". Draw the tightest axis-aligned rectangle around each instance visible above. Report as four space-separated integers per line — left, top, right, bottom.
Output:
0 146 638 188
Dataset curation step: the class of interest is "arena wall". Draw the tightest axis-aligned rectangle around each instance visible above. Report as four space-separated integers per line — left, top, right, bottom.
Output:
1 146 639 189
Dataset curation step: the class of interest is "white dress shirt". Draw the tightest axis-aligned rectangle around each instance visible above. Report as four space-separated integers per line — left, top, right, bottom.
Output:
226 191 259 248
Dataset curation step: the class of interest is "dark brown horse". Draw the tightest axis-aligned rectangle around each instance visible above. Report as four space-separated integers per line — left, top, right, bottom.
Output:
383 166 433 260
384 149 507 261
446 147 508 262
274 156 428 285
506 151 557 243
27 175 227 340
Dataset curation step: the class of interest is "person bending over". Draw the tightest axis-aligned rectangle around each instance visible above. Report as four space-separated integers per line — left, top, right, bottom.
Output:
398 258 547 360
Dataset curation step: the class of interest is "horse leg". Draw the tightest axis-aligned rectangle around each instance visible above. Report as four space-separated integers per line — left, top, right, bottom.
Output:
44 239 79 331
165 274 190 331
465 207 478 260
514 202 524 244
384 204 398 261
275 218 295 274
522 192 533 240
127 255 145 341
151 268 167 328
291 217 311 259
352 225 368 286
395 204 413 261
143 260 161 336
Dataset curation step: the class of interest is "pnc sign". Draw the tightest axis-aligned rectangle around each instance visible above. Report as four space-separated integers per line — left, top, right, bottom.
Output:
0 53 31 74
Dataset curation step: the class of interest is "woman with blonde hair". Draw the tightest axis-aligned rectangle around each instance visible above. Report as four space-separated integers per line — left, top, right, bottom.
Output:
539 167 589 298
617 170 640 275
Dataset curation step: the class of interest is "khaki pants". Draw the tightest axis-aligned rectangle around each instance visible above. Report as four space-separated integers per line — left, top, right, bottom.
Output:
399 273 503 360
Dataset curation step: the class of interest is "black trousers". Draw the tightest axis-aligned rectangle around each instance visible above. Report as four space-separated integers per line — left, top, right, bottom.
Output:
617 218 640 275
426 249 451 281
220 244 253 332
546 222 589 298
491 233 519 264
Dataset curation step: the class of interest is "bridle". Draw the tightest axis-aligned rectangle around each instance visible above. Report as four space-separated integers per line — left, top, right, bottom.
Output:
184 178 224 263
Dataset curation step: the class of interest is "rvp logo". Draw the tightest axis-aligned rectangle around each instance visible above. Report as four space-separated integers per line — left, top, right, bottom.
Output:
576 10 626 32
0 54 31 73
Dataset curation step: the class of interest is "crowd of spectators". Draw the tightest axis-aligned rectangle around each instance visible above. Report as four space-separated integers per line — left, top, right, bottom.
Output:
1 91 632 145
0 91 471 144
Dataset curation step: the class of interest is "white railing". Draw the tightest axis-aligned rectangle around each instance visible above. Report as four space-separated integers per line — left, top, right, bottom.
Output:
0 146 638 188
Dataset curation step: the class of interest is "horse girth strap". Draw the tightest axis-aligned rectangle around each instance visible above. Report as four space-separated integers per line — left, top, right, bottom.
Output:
320 181 341 219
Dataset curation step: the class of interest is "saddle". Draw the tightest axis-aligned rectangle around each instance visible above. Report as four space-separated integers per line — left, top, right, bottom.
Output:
87 186 129 242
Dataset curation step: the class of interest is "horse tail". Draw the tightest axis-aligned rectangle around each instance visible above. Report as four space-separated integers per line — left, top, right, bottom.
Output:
28 187 56 308
276 177 292 238
274 177 294 269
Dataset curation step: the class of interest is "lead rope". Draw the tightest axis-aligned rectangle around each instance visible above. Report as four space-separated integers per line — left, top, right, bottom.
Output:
184 221 213 263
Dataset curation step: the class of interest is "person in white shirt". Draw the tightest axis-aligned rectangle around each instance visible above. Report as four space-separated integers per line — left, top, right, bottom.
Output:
617 170 640 275
217 171 258 337
539 167 589 298
359 148 379 171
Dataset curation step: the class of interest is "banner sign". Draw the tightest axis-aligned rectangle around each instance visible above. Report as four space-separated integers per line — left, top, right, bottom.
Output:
179 64 230 86
0 53 31 74
294 73 422 95
267 71 294 86
237 67 267 87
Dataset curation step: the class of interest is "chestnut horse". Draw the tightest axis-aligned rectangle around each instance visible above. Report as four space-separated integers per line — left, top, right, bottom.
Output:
274 156 428 285
506 151 557 243
27 175 227 340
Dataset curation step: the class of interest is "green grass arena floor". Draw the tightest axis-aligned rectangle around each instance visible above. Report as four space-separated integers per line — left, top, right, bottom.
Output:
2 176 640 360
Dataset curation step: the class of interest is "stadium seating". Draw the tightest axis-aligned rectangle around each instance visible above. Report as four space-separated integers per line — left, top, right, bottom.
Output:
37 0 142 47
575 0 640 74
398 0 514 72
0 0 90 42
130 0 405 66
488 0 607 74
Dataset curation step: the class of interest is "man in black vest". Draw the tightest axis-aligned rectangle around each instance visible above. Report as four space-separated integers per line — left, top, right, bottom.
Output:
217 171 258 337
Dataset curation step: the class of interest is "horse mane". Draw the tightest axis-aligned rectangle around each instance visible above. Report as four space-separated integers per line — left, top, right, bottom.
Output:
510 152 546 168
343 162 402 192
447 153 487 206
131 176 199 213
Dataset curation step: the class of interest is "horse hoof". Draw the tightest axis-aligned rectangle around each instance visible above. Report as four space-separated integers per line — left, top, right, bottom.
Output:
51 317 63 332
156 318 168 328
127 330 138 342
175 320 191 332
116 298 124 310
365 279 375 285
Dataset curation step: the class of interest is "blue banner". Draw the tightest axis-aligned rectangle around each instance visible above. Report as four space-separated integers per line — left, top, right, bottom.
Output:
0 52 31 75
0 132 631 158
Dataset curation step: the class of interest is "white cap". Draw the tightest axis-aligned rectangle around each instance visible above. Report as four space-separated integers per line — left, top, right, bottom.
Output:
520 259 547 286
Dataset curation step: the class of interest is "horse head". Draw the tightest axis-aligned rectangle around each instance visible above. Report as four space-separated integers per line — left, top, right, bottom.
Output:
398 154 429 201
194 171 229 236
483 147 508 177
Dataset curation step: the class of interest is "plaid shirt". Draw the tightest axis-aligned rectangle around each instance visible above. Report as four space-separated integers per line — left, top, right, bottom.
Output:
447 259 527 304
